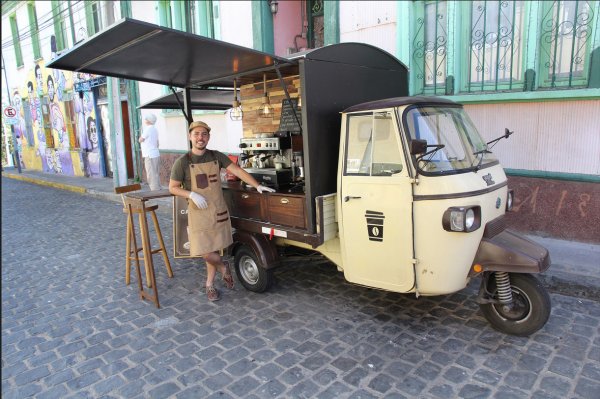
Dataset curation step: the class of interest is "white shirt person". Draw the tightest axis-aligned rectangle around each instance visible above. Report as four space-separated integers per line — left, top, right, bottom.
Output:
139 113 162 191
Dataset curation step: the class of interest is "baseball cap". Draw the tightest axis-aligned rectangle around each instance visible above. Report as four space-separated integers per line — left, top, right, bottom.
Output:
188 120 211 133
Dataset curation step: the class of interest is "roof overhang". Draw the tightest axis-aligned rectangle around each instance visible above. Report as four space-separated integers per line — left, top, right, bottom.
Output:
47 18 298 89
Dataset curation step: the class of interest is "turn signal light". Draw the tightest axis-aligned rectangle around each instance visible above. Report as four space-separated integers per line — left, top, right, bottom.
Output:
473 264 483 273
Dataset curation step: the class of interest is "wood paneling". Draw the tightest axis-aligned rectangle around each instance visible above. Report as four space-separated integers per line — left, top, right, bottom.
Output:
240 76 300 137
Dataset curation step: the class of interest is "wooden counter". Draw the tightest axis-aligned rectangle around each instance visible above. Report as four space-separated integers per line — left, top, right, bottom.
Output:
222 181 307 230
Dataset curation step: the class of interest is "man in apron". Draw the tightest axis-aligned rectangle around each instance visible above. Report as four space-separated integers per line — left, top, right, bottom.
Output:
169 121 275 301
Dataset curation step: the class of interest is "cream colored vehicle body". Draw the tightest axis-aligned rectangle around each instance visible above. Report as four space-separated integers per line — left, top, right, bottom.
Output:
287 103 508 295
264 97 550 336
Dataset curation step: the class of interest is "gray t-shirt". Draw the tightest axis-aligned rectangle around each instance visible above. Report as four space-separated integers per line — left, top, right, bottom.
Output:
170 150 233 190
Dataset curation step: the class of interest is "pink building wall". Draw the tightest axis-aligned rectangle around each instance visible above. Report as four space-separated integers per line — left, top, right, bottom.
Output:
272 0 309 56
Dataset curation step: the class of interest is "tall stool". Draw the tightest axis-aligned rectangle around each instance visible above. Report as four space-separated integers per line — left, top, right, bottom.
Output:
115 184 173 307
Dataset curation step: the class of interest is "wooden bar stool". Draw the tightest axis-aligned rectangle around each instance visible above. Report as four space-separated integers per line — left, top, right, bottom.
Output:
115 184 174 307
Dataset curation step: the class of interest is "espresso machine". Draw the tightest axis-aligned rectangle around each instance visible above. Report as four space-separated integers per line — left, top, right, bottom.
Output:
239 136 293 189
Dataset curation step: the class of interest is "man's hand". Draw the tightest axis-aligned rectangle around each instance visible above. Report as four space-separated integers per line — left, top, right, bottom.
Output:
189 192 208 209
256 185 276 194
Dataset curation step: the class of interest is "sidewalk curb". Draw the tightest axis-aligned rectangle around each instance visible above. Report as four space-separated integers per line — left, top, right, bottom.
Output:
2 172 86 194
87 189 121 203
3 171 173 214
539 269 600 302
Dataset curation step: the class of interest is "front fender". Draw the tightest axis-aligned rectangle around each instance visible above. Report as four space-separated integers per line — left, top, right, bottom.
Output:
469 229 550 277
231 230 281 269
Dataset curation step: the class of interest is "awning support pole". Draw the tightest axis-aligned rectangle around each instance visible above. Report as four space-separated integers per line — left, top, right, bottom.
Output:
170 86 192 123
274 61 302 134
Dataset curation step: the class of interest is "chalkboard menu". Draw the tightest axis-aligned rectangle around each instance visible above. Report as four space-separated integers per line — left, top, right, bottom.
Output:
278 99 302 134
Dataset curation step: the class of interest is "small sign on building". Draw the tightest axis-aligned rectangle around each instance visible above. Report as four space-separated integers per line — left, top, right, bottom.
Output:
3 106 18 125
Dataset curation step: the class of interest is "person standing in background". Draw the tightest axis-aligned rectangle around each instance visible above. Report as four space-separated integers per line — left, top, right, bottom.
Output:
139 113 161 191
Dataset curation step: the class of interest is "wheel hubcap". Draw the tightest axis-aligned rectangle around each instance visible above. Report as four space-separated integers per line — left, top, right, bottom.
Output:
239 255 259 284
493 286 531 322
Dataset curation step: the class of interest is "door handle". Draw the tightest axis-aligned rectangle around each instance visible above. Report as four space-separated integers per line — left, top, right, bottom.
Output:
344 196 362 202
241 194 249 199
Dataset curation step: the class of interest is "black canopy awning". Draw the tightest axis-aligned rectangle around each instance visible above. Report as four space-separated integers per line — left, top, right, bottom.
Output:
139 88 233 111
47 18 297 89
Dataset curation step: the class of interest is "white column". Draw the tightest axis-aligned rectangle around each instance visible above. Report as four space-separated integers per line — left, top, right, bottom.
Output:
107 77 127 187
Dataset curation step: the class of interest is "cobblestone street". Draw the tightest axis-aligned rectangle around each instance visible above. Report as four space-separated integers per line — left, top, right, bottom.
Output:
2 177 600 399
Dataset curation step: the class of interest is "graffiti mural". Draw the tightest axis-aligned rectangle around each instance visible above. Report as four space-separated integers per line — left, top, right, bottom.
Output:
13 40 104 178
11 89 26 168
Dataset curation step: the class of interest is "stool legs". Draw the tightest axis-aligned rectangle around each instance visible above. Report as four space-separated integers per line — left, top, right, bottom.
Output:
125 214 148 285
122 205 171 308
138 212 154 287
125 216 132 285
125 211 173 288
127 204 159 308
150 210 174 278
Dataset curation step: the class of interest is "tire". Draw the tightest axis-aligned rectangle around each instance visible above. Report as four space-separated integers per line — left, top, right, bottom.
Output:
479 273 551 336
233 246 274 293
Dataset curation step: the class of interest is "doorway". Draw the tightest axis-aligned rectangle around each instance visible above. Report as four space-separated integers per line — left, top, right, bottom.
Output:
121 101 134 178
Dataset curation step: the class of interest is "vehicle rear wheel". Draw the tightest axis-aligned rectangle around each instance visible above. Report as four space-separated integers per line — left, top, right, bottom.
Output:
479 273 551 336
233 246 273 293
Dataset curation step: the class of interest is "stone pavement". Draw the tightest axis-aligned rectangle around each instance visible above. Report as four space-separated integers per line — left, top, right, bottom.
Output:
3 167 600 301
3 176 600 399
2 176 600 399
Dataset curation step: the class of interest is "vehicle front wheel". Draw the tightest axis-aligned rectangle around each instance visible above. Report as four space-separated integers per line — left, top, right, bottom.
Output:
479 273 551 336
233 246 274 293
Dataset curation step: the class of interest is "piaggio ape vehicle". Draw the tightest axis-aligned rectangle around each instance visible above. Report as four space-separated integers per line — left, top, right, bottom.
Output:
49 19 551 336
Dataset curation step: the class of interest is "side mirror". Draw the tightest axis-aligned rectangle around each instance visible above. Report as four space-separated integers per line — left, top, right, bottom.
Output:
410 139 428 155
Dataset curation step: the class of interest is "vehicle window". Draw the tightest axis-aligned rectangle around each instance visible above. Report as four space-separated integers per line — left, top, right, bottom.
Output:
345 112 403 176
411 110 466 162
404 106 497 174
345 114 372 175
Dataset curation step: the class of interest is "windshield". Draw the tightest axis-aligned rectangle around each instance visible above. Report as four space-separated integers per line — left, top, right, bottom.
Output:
403 105 498 175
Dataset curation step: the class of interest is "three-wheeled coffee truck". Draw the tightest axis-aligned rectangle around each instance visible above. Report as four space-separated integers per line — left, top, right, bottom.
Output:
49 19 551 336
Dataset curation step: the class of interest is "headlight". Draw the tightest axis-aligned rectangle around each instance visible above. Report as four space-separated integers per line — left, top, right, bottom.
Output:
506 189 514 211
443 206 481 232
465 208 475 229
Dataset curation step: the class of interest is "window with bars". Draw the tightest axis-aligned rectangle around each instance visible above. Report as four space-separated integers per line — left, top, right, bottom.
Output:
412 1 448 94
539 0 596 88
411 0 597 95
308 0 324 48
467 0 525 92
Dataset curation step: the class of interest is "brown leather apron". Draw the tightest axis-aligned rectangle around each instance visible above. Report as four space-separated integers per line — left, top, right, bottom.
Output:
187 158 232 256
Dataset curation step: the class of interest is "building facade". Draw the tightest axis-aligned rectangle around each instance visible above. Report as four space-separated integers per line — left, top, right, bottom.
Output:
2 0 599 242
